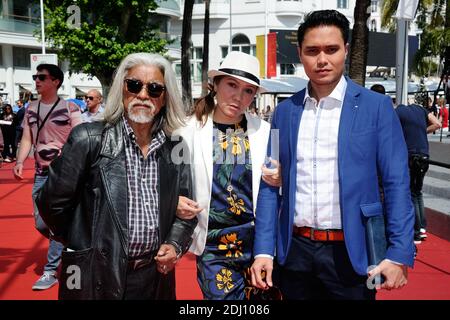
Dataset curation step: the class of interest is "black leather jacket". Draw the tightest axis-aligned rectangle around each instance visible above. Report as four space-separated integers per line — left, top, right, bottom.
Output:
36 119 196 299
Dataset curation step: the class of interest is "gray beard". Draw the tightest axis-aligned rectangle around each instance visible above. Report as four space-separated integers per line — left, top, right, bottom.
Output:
126 103 155 124
128 109 154 124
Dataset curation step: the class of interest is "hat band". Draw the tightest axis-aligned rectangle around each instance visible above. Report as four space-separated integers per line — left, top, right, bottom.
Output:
219 68 260 85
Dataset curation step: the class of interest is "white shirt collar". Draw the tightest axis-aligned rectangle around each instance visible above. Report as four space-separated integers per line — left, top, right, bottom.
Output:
303 75 347 104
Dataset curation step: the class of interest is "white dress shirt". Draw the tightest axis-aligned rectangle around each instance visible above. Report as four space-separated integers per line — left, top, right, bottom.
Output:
294 76 347 230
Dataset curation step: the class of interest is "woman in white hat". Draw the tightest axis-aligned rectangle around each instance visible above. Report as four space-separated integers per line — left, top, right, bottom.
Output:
176 51 280 300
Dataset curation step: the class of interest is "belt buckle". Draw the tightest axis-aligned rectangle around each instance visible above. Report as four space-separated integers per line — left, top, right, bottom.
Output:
310 227 316 241
129 257 152 270
129 259 140 270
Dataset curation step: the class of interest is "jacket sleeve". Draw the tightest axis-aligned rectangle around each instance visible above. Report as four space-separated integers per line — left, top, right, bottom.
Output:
253 105 282 257
36 124 91 245
377 95 415 267
164 137 197 254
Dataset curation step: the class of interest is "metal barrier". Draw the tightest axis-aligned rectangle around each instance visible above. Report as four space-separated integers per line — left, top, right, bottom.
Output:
427 158 450 169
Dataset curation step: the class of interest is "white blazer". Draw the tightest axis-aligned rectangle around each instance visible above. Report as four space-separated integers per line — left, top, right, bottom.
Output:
179 112 271 255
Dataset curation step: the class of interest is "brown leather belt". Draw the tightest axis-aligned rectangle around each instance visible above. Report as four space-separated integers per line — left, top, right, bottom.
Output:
293 226 344 242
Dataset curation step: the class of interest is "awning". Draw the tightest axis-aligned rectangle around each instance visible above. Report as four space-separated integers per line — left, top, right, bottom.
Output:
19 84 33 93
260 77 308 94
75 87 87 96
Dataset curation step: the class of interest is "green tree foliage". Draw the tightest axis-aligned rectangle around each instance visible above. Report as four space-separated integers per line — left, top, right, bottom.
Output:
381 0 449 77
42 0 169 92
413 0 449 76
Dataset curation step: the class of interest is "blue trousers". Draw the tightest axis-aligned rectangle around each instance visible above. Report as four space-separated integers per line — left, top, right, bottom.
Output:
32 174 64 273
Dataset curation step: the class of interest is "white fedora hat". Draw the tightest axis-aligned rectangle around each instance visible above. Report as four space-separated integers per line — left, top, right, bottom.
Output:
208 51 267 93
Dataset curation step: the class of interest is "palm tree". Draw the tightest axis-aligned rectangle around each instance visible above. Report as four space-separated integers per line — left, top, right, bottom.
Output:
380 0 400 32
381 0 449 79
201 0 211 97
349 0 371 86
181 0 195 108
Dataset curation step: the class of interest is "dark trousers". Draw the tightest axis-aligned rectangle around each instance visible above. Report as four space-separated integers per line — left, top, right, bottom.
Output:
1 126 16 159
123 259 175 300
409 154 429 237
276 235 375 300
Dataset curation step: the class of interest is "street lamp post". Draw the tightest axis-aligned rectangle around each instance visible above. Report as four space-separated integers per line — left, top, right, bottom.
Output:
40 0 46 54
229 0 232 53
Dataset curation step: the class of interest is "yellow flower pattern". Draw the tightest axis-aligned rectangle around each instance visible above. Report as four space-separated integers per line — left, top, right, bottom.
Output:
198 119 253 298
218 233 244 258
216 268 235 293
243 138 250 152
230 136 242 155
217 125 248 156
227 192 246 216
220 140 229 150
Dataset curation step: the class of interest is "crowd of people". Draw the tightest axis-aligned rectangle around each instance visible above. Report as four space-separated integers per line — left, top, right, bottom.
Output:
2 9 449 300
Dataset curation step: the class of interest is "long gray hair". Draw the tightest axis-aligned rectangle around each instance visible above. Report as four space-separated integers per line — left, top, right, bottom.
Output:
102 52 185 134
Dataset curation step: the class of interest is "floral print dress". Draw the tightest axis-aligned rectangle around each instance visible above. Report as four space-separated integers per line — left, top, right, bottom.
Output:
197 118 255 300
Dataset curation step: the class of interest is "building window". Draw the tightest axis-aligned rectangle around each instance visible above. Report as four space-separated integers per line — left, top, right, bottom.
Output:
231 34 256 56
13 47 41 68
174 47 204 83
191 47 203 83
371 1 378 13
280 63 296 75
370 19 377 32
221 47 229 59
12 1 40 23
337 0 348 9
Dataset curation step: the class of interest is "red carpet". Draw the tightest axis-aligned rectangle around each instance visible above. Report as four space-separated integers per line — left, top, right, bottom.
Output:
0 159 449 300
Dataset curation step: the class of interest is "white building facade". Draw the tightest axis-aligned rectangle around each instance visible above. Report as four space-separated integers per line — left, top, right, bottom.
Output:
0 0 180 104
1 0 422 103
170 0 421 98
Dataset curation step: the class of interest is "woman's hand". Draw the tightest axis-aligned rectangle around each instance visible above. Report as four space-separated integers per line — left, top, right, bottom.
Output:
177 196 202 220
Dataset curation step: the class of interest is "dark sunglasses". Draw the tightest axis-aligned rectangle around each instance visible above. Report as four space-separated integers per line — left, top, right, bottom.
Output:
124 79 166 98
84 96 95 101
32 74 54 81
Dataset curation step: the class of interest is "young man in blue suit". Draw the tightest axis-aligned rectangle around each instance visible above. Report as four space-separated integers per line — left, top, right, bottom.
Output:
250 10 415 300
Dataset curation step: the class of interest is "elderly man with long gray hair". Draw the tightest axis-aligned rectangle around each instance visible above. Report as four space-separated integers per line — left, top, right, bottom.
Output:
36 52 197 300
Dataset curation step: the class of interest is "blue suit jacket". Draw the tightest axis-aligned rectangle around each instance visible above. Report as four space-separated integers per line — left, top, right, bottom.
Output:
254 79 415 275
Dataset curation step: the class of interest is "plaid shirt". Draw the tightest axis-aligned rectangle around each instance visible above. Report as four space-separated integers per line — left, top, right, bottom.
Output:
123 117 166 257
294 76 347 230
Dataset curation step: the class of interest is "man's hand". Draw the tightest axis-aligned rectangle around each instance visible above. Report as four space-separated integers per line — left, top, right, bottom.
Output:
177 196 202 220
13 162 24 180
154 244 178 275
261 159 281 187
250 257 274 290
368 259 408 290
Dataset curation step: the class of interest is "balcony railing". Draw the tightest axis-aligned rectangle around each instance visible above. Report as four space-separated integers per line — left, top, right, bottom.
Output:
154 0 182 18
275 1 303 17
0 15 40 34
193 0 230 19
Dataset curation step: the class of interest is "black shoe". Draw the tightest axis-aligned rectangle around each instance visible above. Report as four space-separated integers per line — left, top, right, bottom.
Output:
414 236 422 244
